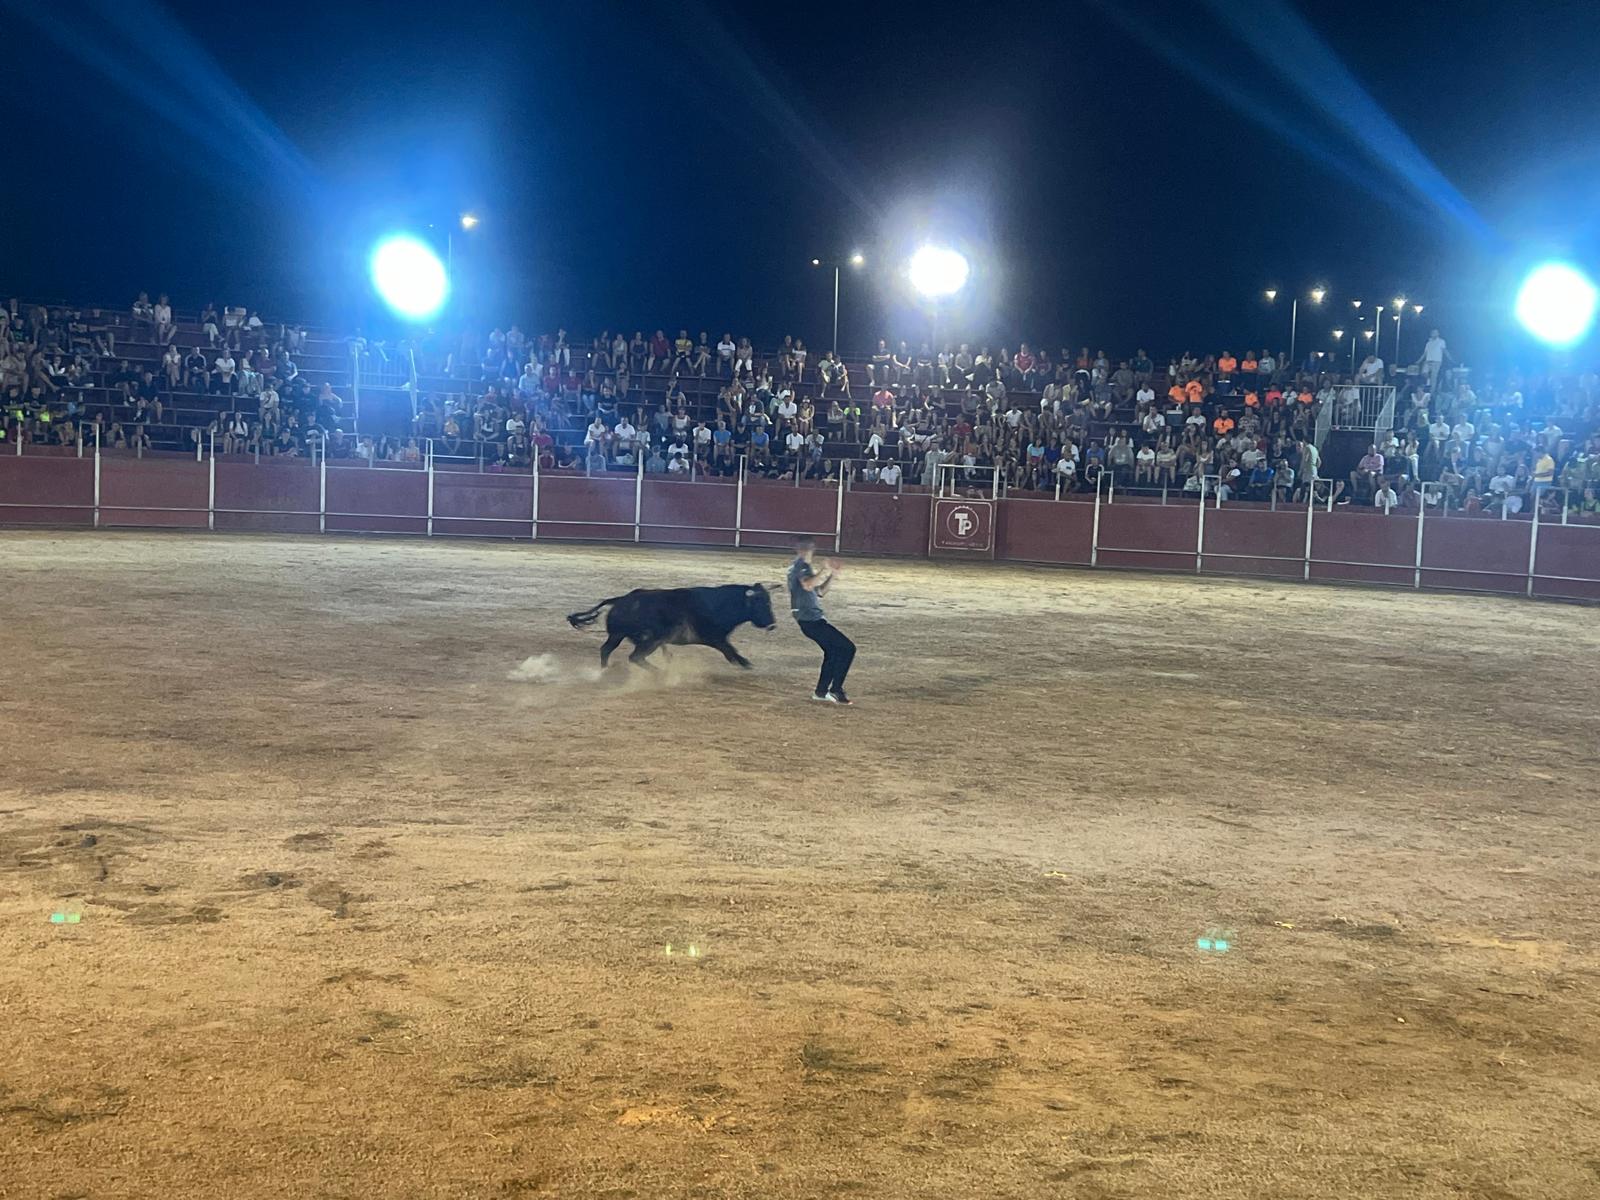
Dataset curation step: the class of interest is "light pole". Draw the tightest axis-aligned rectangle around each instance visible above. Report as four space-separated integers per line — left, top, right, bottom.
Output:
444 212 480 298
1266 285 1325 369
811 252 865 355
1394 299 1421 364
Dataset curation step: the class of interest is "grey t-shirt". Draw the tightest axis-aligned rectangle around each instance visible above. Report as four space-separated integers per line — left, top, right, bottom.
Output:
786 557 824 622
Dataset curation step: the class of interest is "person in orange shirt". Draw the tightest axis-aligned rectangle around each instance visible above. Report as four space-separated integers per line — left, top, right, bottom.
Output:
1264 386 1284 407
1213 414 1235 436
1243 390 1260 408
1217 351 1238 376
1297 388 1314 406
1168 383 1186 406
1241 354 1258 374
1184 379 1204 405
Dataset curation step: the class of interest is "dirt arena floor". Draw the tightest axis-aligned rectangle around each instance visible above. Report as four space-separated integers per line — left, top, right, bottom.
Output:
2 531 1598 1199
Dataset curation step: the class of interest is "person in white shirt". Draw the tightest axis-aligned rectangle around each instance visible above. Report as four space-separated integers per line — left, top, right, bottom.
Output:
1357 354 1385 384
1428 416 1451 444
614 417 636 448
785 429 805 456
716 334 736 374
1135 444 1156 483
1135 383 1156 408
1420 329 1449 390
584 417 607 447
879 461 902 486
1373 480 1398 512
865 429 884 459
153 295 174 345
212 351 237 394
777 395 798 423
1452 418 1475 445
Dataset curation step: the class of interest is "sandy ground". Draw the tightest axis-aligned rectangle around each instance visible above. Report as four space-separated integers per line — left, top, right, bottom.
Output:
1 531 1598 1199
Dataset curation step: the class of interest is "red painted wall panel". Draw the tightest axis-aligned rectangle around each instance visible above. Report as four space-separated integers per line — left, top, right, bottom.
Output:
215 461 319 516
995 498 1094 565
1419 515 1529 594
433 471 533 537
739 482 838 550
1200 508 1305 578
1533 524 1600 600
842 490 932 557
1098 503 1196 553
640 480 737 546
537 474 637 541
0 457 94 524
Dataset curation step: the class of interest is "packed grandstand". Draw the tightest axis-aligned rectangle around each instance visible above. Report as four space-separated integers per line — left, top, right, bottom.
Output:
3 296 1598 516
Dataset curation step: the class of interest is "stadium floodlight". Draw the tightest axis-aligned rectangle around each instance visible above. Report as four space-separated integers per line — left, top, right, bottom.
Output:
1331 327 1344 341
1351 299 1362 308
1264 288 1278 302
459 213 480 230
1392 295 1407 310
909 245 970 299
1310 286 1327 304
849 251 865 267
371 234 449 321
1515 262 1598 348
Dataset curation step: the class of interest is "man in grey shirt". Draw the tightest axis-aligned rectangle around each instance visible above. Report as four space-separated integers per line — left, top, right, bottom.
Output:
786 536 856 705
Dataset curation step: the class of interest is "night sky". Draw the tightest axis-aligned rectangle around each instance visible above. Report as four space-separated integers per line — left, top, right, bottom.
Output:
4 0 1599 363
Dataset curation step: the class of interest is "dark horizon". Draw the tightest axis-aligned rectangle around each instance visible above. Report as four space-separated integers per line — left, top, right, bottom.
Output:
3 0 1599 367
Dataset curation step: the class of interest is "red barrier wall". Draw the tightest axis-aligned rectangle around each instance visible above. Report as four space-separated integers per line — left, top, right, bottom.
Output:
433 470 533 539
1420 514 1529 595
0 457 94 525
100 458 208 529
326 465 427 536
739 482 839 551
640 479 738 547
1532 523 1600 602
538 474 636 541
996 498 1094 565
1309 510 1415 587
214 461 319 534
841 490 932 556
1096 504 1195 573
1201 508 1305 579
4 455 1599 602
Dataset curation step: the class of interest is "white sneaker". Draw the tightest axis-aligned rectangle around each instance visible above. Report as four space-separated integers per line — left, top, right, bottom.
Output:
810 692 836 703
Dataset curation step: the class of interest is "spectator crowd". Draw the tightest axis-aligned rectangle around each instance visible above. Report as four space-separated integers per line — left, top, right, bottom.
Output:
5 295 1599 517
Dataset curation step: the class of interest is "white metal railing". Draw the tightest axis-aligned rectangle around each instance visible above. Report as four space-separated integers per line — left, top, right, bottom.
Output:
1330 384 1397 432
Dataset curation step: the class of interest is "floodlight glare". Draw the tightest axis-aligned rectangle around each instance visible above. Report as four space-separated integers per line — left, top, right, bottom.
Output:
849 251 865 267
909 245 970 298
371 234 449 320
1515 262 1598 348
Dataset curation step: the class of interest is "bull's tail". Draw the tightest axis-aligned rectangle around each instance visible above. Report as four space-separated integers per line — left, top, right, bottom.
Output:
567 596 624 629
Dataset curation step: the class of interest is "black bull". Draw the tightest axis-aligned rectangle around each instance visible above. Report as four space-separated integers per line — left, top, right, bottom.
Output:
567 584 779 670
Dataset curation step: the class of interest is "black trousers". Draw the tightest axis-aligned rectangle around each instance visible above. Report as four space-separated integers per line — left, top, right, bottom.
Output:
798 619 856 697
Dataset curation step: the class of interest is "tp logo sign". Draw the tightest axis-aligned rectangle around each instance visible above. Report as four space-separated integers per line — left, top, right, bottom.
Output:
931 499 994 552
